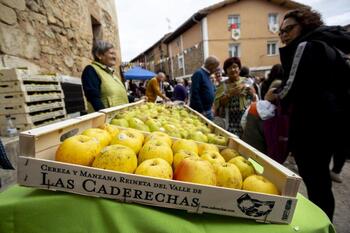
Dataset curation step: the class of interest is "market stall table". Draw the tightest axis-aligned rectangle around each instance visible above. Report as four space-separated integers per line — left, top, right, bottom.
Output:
0 185 334 233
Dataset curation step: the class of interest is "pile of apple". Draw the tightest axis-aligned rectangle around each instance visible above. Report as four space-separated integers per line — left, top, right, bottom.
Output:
55 125 280 195
110 102 228 146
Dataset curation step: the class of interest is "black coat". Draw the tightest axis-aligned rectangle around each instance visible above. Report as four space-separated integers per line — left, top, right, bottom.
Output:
278 26 350 153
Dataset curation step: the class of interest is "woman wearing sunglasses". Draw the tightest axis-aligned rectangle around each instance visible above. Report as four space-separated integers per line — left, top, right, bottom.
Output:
265 7 350 221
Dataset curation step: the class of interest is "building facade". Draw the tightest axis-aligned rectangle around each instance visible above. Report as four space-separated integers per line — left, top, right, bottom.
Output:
134 0 305 79
0 0 121 77
130 33 171 76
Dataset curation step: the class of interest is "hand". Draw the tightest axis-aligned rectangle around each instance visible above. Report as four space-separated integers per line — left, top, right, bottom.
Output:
228 85 243 97
264 88 278 102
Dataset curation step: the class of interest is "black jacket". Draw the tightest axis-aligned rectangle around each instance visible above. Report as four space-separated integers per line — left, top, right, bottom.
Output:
278 26 350 152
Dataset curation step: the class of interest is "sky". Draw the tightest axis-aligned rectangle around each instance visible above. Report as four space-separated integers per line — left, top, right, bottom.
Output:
115 0 350 62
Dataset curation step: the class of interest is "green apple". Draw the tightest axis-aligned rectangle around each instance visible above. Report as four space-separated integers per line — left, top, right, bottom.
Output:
145 118 162 132
220 148 240 162
207 134 228 146
228 156 255 180
111 118 129 128
189 131 208 143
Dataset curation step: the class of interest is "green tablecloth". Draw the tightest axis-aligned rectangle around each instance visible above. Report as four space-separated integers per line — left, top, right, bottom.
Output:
0 185 335 233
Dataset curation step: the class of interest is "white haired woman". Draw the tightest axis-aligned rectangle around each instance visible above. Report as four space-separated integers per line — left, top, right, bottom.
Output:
82 40 128 112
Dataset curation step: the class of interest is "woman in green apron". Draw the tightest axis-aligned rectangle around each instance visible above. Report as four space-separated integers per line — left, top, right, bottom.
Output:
82 40 129 113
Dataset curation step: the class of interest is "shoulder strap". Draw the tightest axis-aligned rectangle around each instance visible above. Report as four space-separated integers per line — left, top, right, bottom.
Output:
279 41 307 99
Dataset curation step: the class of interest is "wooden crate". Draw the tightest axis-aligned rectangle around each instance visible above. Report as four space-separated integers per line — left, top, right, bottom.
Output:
0 101 66 114
0 81 62 93
0 109 66 125
0 68 30 81
0 92 64 104
17 111 301 224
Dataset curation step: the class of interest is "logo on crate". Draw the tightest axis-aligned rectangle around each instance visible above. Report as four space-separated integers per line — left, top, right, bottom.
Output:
237 194 275 217
282 199 292 220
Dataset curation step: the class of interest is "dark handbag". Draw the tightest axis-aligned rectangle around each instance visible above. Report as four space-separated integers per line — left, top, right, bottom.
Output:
263 101 289 164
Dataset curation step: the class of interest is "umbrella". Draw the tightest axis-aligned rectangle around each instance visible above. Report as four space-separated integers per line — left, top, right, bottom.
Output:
124 66 156 80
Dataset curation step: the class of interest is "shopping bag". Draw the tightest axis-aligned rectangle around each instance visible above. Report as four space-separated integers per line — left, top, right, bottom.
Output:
263 102 289 164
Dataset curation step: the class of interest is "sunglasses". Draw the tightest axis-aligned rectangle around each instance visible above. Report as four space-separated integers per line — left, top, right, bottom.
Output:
279 24 298 36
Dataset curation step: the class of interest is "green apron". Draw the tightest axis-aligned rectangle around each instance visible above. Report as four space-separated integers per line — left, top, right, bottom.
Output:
87 61 129 112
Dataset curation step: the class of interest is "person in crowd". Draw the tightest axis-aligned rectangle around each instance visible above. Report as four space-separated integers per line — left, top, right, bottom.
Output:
138 81 146 96
172 79 188 102
82 40 128 112
163 81 174 99
190 56 220 120
240 66 261 99
145 72 170 102
241 79 282 154
214 57 256 137
265 7 350 220
260 64 284 99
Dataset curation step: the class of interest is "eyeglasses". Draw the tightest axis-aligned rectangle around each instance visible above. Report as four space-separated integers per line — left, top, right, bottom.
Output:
279 24 298 36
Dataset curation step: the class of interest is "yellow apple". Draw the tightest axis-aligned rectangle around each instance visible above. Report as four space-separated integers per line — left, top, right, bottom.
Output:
220 148 240 162
135 158 173 179
110 129 144 153
213 162 242 189
198 143 219 155
172 139 198 154
55 135 101 166
81 128 111 148
144 131 172 147
173 149 199 170
174 157 216 186
138 139 173 165
92 144 137 173
228 156 255 180
242 175 280 195
200 151 225 164
99 123 120 139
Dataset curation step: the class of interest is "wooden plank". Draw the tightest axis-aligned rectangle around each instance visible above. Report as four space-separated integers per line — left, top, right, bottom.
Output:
0 100 65 114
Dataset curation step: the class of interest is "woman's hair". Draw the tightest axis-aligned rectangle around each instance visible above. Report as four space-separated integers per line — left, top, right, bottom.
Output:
92 40 114 61
223 57 241 74
261 64 284 99
283 7 324 34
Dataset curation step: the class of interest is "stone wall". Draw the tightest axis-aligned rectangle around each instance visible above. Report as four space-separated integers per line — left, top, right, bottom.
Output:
0 0 121 77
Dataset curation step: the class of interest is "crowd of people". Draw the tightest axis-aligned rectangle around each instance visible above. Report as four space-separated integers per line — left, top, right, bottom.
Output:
81 7 350 222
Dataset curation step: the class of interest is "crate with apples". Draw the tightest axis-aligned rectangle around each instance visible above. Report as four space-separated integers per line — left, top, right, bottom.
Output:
17 104 301 224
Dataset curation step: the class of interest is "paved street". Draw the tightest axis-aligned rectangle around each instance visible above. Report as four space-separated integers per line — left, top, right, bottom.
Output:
285 158 350 233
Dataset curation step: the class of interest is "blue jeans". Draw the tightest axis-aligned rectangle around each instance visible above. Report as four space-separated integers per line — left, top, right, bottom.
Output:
202 109 213 121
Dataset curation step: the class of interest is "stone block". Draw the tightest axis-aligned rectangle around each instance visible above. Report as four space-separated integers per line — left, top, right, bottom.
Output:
0 22 40 59
64 56 74 68
0 54 40 73
0 0 25 11
26 0 40 12
30 12 47 25
41 46 56 55
0 3 17 25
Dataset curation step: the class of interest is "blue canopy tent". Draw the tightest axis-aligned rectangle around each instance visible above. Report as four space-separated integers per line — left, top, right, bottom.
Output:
123 66 156 80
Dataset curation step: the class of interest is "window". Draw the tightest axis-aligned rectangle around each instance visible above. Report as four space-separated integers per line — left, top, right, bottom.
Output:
91 15 102 43
228 15 240 30
267 41 278 56
229 44 240 57
178 55 184 69
268 13 278 25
